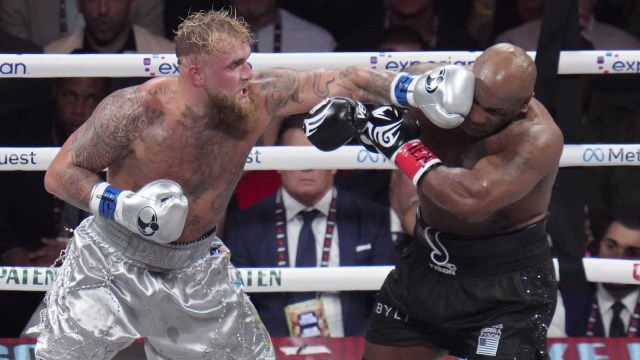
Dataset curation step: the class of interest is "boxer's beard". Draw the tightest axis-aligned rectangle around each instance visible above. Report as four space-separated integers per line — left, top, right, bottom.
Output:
204 92 258 139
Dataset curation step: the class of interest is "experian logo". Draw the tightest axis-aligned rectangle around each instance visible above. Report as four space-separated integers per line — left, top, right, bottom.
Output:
597 52 640 74
143 55 179 77
0 61 27 75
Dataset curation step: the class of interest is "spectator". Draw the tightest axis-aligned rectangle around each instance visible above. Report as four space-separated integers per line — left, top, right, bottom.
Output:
223 116 396 338
44 0 174 54
0 0 166 48
336 0 479 51
377 25 426 52
550 203 640 337
280 0 385 44
596 0 640 42
228 0 336 53
0 77 111 337
494 0 640 50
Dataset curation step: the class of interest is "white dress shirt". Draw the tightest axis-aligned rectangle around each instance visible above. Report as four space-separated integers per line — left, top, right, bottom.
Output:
282 187 344 337
549 285 640 337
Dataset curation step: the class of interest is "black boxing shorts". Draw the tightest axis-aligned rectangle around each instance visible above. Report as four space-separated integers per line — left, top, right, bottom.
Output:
366 217 557 359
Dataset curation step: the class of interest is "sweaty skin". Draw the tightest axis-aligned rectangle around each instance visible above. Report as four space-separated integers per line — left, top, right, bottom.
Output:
44 37 398 243
408 43 563 235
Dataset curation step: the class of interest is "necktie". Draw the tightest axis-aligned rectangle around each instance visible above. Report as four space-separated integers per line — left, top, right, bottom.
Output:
609 301 626 337
295 210 319 267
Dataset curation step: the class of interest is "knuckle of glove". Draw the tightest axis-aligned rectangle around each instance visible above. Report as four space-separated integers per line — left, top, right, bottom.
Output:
417 65 475 129
304 97 359 152
139 179 184 197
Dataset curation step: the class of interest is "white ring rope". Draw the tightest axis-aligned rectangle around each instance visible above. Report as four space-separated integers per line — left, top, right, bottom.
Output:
0 50 639 77
1 258 638 292
1 144 639 171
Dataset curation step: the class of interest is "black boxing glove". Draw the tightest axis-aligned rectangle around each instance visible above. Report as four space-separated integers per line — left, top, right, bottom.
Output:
303 97 369 152
362 105 441 185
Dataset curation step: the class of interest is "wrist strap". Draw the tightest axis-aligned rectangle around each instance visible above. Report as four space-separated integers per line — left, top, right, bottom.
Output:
392 140 442 185
90 182 123 220
391 73 418 108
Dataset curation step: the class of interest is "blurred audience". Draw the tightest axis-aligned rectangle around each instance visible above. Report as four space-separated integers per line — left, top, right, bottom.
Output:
549 203 640 337
44 0 173 54
494 0 640 50
377 25 425 51
0 0 165 48
336 0 479 51
594 0 640 42
229 0 336 53
280 0 385 44
223 116 397 338
0 77 110 337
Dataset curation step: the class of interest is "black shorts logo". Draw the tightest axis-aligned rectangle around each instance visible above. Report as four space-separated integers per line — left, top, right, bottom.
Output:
423 227 457 276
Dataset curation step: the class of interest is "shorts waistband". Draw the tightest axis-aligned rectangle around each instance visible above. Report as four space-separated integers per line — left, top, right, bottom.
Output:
90 217 215 270
414 217 550 277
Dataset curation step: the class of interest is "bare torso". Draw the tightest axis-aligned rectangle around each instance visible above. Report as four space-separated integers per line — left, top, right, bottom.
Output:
415 99 562 235
103 77 267 242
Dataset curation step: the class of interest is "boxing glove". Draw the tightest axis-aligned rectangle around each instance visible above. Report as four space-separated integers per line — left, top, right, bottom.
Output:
390 65 475 129
89 179 188 243
363 105 441 185
303 97 369 152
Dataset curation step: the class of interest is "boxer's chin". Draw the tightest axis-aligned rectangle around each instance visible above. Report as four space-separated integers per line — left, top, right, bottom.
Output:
205 91 258 138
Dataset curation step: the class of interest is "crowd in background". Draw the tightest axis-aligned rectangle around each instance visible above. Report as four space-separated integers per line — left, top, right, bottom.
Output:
0 0 639 340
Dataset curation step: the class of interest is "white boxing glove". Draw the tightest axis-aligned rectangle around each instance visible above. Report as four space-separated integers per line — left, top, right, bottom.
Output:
390 65 475 129
89 180 188 244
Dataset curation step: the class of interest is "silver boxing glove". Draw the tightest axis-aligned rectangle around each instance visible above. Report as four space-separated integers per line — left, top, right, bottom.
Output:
90 179 188 243
390 65 475 129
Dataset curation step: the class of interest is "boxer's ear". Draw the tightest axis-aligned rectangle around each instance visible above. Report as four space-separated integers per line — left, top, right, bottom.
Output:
187 64 204 86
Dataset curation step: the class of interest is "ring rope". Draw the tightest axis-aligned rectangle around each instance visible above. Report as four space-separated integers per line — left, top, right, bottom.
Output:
0 50 639 77
1 258 638 292
1 144 639 171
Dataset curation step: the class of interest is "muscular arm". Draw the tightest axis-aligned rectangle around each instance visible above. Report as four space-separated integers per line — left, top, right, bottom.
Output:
419 121 563 223
251 66 400 145
44 87 143 211
251 67 397 120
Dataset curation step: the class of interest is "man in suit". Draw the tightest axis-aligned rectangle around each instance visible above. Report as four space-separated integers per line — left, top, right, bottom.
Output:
550 203 640 337
223 115 397 337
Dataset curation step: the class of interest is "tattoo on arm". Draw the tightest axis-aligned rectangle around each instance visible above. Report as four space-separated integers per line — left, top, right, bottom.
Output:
70 88 142 172
257 69 302 117
312 72 335 98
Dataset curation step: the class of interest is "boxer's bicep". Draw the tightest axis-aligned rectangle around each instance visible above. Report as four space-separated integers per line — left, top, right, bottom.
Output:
70 87 141 172
46 88 143 209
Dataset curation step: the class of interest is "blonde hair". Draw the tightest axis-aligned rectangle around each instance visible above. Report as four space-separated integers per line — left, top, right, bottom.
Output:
174 9 254 64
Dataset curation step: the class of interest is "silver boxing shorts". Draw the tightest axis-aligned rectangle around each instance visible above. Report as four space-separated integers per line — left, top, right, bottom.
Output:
28 216 275 360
